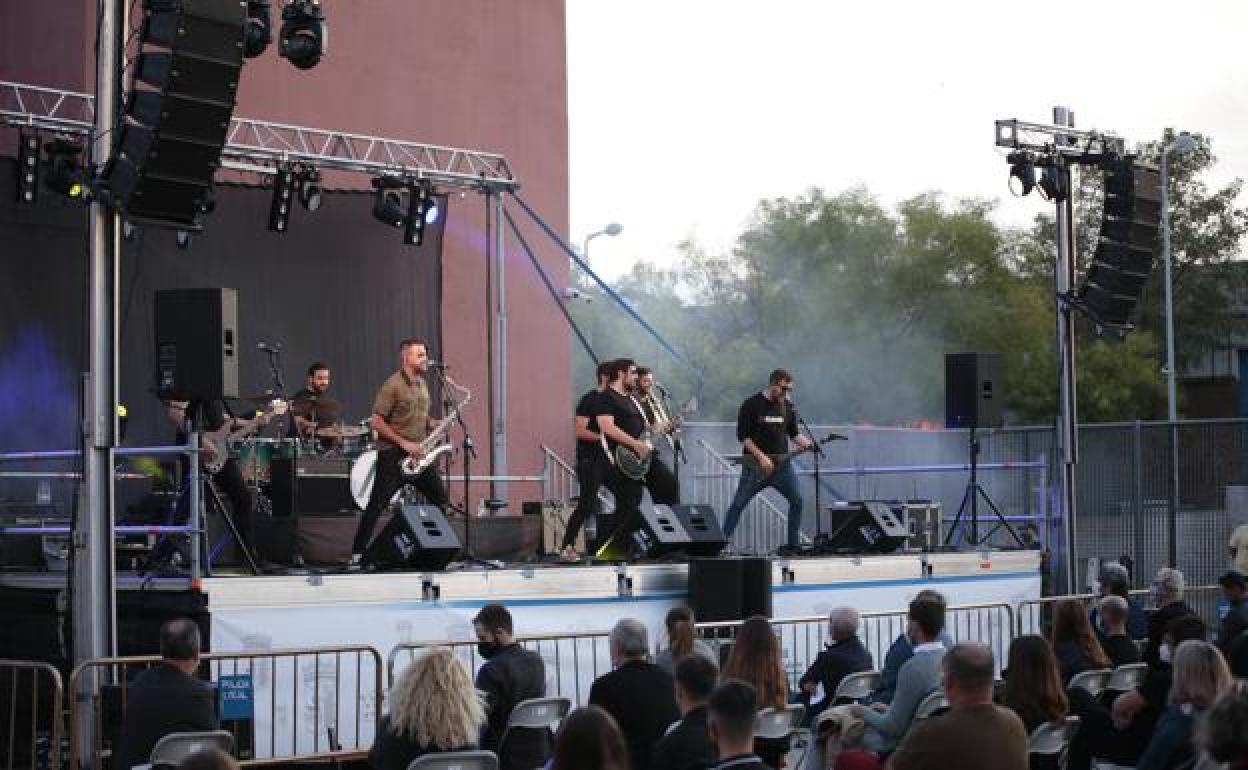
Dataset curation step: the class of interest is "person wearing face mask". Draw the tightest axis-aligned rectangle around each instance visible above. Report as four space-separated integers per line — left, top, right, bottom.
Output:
472 604 547 770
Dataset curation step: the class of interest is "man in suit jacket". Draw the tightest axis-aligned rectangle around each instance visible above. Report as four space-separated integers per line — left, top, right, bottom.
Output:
115 618 218 770
653 654 718 770
590 618 681 770
799 606 873 719
472 604 547 770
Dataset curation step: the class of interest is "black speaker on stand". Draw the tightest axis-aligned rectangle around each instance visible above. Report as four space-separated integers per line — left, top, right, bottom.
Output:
154 288 239 401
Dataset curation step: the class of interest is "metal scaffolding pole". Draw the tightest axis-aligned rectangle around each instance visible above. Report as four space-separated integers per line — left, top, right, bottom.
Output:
1054 159 1079 595
492 190 508 501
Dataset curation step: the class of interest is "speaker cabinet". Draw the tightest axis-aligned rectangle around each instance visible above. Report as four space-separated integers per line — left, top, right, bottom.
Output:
269 457 355 517
154 288 238 401
945 352 1002 429
689 557 772 622
597 504 727 560
362 504 461 572
822 501 909 555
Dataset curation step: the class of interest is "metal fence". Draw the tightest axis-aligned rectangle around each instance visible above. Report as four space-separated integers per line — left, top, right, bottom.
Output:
1015 585 1225 640
1 659 63 770
68 645 383 769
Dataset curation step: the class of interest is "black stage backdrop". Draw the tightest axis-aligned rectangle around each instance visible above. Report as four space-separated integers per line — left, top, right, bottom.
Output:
0 157 444 506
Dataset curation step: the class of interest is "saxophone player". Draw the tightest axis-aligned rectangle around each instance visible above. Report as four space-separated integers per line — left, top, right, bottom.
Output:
350 338 449 566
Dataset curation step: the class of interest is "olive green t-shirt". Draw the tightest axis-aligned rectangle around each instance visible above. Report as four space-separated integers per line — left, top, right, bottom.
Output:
372 370 431 448
888 703 1029 770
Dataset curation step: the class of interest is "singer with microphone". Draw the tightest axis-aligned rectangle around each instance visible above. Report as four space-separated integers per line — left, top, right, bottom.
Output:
721 368 812 550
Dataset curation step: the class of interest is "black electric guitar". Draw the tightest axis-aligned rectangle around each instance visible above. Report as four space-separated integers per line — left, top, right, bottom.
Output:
738 434 841 476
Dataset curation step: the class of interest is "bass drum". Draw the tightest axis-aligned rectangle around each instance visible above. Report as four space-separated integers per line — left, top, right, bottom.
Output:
349 449 402 510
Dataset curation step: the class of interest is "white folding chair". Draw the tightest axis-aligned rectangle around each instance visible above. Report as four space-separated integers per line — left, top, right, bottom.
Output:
497 697 570 766
832 670 880 703
755 704 806 740
913 690 948 721
406 750 499 770
148 730 235 768
1106 663 1148 692
1028 716 1080 764
1068 669 1113 697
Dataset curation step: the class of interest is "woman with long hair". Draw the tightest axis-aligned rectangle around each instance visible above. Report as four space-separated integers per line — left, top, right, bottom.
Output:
1137 641 1232 770
369 648 485 770
722 616 788 767
655 606 718 675
1050 598 1111 684
1002 634 1070 734
549 706 629 770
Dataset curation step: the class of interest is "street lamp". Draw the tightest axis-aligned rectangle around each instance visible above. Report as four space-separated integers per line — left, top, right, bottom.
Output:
1160 132 1197 422
582 222 623 263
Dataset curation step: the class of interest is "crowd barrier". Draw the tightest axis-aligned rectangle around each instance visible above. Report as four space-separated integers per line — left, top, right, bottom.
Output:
1 659 64 770
1015 585 1223 638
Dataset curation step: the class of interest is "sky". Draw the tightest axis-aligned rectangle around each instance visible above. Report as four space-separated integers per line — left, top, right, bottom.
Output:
566 0 1248 280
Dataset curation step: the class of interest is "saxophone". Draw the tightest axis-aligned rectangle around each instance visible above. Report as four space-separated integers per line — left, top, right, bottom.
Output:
400 378 471 476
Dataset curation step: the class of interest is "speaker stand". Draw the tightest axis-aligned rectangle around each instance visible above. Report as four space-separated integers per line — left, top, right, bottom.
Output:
943 425 1024 549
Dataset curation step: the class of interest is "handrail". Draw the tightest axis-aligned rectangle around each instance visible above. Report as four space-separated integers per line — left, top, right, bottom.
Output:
695 438 794 552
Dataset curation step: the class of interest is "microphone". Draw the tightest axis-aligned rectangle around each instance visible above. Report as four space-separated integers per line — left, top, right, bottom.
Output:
257 341 281 353
426 359 449 369
825 433 849 441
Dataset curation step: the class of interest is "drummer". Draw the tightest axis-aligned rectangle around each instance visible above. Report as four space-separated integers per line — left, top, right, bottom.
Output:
290 361 342 439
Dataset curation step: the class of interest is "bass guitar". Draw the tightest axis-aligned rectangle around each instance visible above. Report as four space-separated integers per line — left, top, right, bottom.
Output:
201 400 288 474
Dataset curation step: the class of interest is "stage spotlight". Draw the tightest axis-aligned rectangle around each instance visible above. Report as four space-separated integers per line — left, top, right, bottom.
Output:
297 167 322 211
16 132 40 204
1007 151 1035 197
279 0 326 70
244 0 273 58
372 183 405 228
1037 164 1068 203
43 139 87 200
403 182 434 246
268 164 295 232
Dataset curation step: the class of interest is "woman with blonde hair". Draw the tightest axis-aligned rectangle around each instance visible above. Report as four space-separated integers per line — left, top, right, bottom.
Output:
1050 598 1111 684
369 647 485 770
1136 640 1232 770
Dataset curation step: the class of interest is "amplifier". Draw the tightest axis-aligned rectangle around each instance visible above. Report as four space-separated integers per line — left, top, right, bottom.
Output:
269 457 355 517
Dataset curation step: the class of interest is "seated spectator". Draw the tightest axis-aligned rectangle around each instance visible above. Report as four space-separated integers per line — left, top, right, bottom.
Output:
1050 598 1111 684
721 616 789 768
1096 596 1141 668
1229 628 1248 679
1216 570 1248 656
799 607 873 720
652 655 718 770
1001 635 1069 734
870 590 952 705
473 604 547 770
706 680 767 770
655 607 718 676
852 595 947 754
1196 680 1248 769
369 647 483 770
888 642 1028 770
590 618 680 770
178 748 239 770
1231 523 1248 576
115 618 218 770
1137 640 1232 770
1143 568 1194 668
549 706 630 770
1089 561 1148 640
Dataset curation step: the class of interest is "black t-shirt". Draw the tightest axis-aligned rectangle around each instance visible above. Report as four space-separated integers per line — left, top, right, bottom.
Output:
575 389 608 458
597 388 645 448
735 392 797 455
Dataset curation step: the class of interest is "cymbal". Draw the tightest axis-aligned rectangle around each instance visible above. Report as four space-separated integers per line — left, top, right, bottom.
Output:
316 425 369 439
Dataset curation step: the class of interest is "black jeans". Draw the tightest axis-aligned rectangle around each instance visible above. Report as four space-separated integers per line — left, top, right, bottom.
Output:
597 465 645 558
352 446 448 554
645 454 680 505
212 458 255 555
563 452 608 550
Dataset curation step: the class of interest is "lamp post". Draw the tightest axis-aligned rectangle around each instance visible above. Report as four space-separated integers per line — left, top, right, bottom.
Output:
1160 132 1196 422
582 221 623 264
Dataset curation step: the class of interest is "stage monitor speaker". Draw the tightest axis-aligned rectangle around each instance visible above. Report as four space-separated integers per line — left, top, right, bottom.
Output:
154 288 239 401
945 352 1002 429
689 557 772 622
596 504 727 560
269 457 355 517
822 501 908 554
362 504 461 572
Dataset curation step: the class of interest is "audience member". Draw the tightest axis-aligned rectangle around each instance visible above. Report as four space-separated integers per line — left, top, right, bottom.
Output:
1216 570 1248 656
655 607 718 676
1228 628 1248 679
1096 596 1141 667
652 655 719 770
1050 599 1111 684
870 590 952 705
722 616 789 768
852 596 947 754
1001 635 1069 734
590 618 681 770
1231 524 1248 576
1143 568 1193 667
707 680 767 770
369 648 483 770
1136 640 1232 770
178 748 239 770
888 643 1028 770
1089 562 1147 640
1196 680 1248 769
473 604 547 770
549 706 630 770
799 607 873 720
115 618 218 770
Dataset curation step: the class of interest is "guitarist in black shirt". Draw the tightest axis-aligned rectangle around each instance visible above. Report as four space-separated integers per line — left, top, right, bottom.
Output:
721 369 812 549
561 360 614 556
594 358 652 557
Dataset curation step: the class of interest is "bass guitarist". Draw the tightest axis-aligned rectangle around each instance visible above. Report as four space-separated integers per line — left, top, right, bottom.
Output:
721 368 812 549
350 338 449 566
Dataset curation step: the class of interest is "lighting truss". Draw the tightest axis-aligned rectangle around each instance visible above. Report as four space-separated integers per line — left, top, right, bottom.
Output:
995 118 1126 160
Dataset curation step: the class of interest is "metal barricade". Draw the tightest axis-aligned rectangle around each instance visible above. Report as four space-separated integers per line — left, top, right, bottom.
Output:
68 645 383 770
1 660 64 770
1015 585 1222 639
388 630 614 707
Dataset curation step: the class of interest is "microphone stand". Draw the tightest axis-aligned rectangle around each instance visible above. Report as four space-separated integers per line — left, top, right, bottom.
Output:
655 383 686 488
791 402 825 543
262 346 289 437
432 364 480 560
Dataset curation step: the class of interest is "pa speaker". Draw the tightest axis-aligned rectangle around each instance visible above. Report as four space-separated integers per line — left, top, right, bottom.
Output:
821 501 909 554
154 288 239 401
596 504 727 560
689 557 772 622
945 352 1002 429
362 504 461 572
